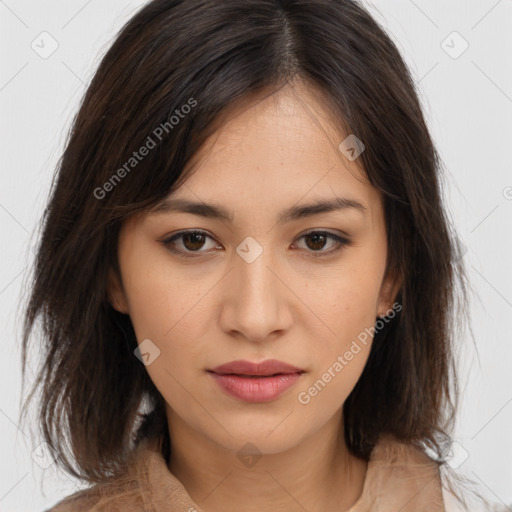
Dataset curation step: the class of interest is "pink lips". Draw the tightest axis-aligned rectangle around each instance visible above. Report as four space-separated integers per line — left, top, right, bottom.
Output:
208 359 305 402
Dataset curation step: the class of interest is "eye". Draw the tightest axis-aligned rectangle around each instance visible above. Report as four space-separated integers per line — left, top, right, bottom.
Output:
160 229 351 258
161 230 218 257
294 230 351 257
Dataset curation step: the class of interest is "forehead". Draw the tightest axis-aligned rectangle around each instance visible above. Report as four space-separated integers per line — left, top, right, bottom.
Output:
177 84 375 200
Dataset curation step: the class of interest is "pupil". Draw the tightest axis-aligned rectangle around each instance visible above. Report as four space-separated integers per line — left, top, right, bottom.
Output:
185 233 204 251
307 234 326 250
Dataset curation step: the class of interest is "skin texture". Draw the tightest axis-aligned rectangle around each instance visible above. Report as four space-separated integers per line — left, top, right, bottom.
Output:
108 82 401 512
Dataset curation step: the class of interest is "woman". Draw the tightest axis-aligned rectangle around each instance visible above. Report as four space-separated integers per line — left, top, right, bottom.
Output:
21 0 502 510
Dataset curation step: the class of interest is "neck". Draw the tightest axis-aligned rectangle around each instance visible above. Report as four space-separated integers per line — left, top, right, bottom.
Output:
165 407 367 512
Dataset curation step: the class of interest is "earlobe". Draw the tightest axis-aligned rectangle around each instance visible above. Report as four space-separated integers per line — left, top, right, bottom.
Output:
106 267 129 314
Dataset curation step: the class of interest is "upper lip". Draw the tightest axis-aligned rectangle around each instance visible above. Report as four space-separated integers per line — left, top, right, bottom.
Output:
209 359 305 376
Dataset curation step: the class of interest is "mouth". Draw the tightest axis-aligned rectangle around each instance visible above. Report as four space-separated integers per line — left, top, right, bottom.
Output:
207 359 305 402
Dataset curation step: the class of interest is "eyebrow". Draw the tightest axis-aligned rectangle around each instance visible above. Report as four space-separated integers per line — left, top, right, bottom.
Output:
150 195 367 223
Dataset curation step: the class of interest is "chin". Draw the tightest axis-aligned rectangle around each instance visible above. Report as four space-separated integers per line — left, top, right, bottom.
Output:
207 420 306 457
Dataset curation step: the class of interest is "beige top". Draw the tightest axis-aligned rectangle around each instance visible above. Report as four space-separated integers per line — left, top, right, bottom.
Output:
47 434 449 511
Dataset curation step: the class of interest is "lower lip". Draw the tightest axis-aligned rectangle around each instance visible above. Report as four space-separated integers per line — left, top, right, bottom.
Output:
209 372 303 402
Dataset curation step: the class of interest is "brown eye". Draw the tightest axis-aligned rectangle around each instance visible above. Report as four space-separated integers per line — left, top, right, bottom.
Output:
304 233 329 251
182 232 207 251
295 231 351 257
161 230 218 257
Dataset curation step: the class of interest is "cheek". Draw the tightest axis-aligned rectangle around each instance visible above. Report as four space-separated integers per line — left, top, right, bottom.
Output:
295 288 377 417
118 250 217 393
293 267 382 409
331 292 379 353
122 255 207 339
294 343 370 434
302 266 382 350
123 266 213 414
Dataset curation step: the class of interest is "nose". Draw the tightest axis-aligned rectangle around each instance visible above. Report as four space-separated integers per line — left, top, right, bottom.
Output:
218 243 294 343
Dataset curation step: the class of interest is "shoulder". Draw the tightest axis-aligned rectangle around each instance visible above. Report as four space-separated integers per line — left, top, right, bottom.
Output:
354 434 445 511
365 436 511 512
368 433 443 479
44 438 159 512
45 486 100 512
44 478 146 512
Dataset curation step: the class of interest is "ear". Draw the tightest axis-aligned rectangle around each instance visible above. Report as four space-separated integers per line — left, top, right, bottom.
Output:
376 263 402 318
106 267 129 314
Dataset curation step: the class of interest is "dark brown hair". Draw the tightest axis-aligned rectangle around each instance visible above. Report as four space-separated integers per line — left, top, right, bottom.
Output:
20 0 469 483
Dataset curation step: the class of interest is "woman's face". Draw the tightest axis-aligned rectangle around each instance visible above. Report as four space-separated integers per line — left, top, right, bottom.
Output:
109 83 399 456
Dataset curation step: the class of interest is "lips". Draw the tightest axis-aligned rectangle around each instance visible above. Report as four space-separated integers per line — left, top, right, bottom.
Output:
208 359 305 402
209 359 305 377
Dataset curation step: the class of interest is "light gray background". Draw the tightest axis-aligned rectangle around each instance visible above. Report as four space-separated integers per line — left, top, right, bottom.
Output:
1 1 511 510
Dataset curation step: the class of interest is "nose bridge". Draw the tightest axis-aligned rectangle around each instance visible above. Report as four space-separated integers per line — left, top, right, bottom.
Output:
239 247 276 300
222 236 290 341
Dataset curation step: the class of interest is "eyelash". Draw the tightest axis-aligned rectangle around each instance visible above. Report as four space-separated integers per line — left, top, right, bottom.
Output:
160 229 352 259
